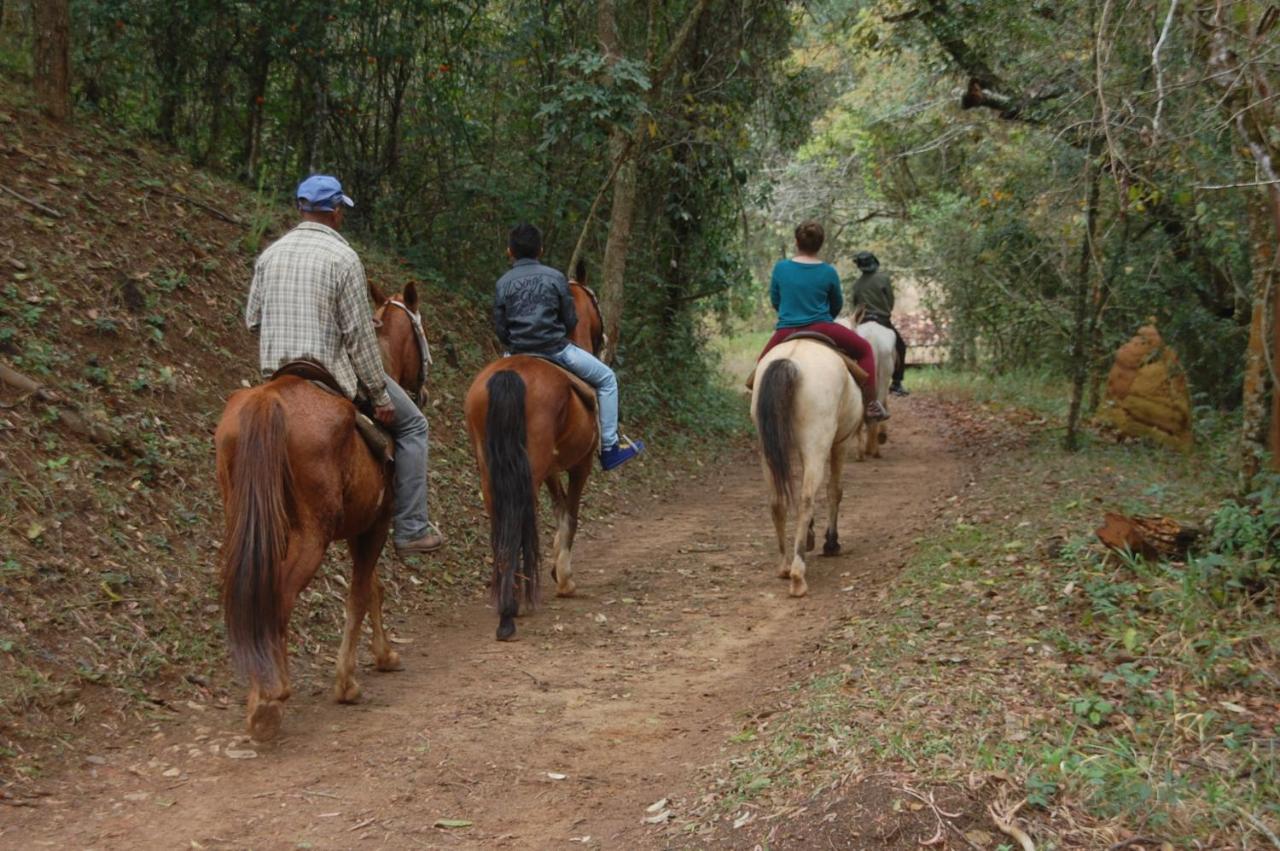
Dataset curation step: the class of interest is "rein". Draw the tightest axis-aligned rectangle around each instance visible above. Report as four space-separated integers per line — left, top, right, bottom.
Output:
374 298 432 406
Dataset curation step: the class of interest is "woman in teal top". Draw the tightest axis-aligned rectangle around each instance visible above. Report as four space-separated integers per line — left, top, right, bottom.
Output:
758 221 888 421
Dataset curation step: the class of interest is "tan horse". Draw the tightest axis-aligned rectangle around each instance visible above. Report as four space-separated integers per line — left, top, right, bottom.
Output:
214 282 424 741
838 313 895 458
463 266 603 641
751 338 862 597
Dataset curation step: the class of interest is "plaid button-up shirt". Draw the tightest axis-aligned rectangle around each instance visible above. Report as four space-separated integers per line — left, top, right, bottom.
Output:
245 222 390 408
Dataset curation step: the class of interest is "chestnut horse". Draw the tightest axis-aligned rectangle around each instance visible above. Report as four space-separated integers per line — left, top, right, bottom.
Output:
214 282 424 741
463 262 602 641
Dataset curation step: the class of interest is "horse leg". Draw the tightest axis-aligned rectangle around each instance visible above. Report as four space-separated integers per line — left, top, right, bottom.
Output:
865 420 880 459
355 523 402 672
334 536 380 704
823 441 844 556
788 465 823 598
246 537 322 741
545 476 574 596
806 518 816 552
765 458 790 579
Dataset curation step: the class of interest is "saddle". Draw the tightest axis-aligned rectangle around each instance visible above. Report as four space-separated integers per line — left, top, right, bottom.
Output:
745 333 870 389
271 359 395 463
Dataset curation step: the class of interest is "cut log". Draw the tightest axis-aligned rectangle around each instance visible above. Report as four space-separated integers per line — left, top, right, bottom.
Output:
1096 512 1201 560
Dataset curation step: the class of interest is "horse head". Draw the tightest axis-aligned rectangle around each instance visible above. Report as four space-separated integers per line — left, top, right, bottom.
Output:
568 259 604 357
371 280 428 404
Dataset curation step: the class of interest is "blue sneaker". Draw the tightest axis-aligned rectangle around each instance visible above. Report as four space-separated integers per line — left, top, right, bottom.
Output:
600 436 645 471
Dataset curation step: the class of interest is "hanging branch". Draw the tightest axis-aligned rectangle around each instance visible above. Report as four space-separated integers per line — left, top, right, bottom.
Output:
1151 0 1180 142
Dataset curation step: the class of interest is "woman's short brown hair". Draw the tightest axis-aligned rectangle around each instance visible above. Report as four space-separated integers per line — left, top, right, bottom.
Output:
795 221 824 254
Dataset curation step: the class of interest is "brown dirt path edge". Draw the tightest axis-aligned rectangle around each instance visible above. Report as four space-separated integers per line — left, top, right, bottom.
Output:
1 396 967 850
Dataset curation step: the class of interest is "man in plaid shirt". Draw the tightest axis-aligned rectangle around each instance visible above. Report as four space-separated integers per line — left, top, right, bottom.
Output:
246 175 444 555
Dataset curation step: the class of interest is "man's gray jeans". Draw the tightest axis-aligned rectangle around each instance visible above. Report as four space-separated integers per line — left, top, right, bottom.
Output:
384 375 431 544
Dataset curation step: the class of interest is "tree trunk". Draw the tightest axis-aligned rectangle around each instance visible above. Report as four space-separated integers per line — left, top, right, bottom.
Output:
32 0 71 121
1065 136 1103 452
577 0 713 361
1240 191 1276 488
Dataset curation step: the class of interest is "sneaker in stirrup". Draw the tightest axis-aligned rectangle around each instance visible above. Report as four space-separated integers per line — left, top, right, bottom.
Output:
866 400 890 422
600 435 645 471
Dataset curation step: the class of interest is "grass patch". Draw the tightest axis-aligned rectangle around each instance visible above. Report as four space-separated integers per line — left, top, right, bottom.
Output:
700 374 1278 848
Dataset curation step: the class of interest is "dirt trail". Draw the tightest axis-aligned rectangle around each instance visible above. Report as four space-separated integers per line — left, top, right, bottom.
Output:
3 397 967 850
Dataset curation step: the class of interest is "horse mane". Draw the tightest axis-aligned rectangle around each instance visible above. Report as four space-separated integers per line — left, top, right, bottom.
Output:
573 258 587 284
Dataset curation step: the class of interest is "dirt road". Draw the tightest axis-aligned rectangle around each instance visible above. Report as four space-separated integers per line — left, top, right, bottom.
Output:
3 396 967 850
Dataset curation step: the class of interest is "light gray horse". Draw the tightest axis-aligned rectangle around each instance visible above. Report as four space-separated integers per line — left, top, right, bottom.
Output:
751 338 863 597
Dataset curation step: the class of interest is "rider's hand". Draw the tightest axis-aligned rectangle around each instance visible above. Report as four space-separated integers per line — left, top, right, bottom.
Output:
374 403 396 425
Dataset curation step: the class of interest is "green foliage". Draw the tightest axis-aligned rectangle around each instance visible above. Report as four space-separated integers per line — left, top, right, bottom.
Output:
756 1 1259 410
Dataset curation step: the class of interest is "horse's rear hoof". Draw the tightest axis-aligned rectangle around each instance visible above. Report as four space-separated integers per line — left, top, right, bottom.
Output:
375 650 403 672
334 678 362 704
789 577 809 598
555 580 577 598
823 542 841 556
496 617 518 642
877 429 888 444
248 700 283 742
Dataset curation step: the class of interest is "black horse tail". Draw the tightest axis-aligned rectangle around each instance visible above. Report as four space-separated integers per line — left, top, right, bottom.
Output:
756 358 798 505
221 391 293 691
484 370 540 641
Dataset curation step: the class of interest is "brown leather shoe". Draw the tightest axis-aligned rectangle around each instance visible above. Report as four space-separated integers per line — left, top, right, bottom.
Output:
394 530 445 556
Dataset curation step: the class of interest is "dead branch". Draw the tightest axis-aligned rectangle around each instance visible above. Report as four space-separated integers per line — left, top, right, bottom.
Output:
144 185 244 226
0 361 139 456
989 800 1036 851
0 183 64 218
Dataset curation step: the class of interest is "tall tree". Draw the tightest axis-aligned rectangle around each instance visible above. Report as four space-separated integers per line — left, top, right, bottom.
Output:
33 0 71 120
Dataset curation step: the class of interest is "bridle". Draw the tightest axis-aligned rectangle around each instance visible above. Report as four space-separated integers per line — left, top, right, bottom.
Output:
373 298 431 406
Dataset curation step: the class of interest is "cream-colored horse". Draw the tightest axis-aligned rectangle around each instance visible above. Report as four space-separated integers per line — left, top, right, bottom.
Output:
838 314 895 458
751 338 863 597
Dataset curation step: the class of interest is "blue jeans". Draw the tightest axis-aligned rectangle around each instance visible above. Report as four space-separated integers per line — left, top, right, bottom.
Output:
549 343 619 449
384 376 431 544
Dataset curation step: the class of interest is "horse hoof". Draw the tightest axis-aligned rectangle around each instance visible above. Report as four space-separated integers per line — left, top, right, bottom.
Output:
877 430 888 444
334 679 362 704
789 577 809 598
496 618 518 642
248 700 283 742
555 582 577 598
376 650 402 672
823 542 841 556
777 565 792 579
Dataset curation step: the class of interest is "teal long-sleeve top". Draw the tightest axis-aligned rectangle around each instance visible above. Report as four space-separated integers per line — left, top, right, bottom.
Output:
769 258 843 329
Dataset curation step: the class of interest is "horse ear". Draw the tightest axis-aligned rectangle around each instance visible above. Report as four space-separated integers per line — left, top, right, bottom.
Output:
404 281 419 312
368 279 388 306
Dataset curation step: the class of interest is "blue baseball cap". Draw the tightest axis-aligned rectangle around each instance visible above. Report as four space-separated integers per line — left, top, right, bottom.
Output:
296 174 355 212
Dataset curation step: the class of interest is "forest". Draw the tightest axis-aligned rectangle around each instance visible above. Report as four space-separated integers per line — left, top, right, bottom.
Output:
1 1 1278 848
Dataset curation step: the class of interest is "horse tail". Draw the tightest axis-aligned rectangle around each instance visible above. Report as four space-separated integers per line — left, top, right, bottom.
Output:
484 370 539 640
220 391 293 690
756 358 798 505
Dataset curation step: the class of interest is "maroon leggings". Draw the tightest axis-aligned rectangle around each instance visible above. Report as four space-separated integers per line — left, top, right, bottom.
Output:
759 322 877 396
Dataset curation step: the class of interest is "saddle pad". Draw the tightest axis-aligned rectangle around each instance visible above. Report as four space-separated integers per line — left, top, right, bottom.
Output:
509 353 598 413
780 334 870 385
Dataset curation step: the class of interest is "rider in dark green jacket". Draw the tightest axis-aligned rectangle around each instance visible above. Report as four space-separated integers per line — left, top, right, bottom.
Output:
850 252 909 396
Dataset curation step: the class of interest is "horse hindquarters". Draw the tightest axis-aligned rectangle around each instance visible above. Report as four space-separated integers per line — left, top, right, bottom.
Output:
484 370 540 641
217 391 295 740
